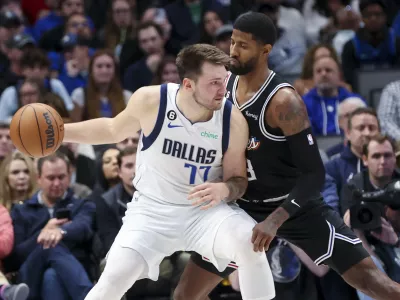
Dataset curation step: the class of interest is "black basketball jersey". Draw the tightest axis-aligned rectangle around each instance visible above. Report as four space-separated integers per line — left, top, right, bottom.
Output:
225 71 300 212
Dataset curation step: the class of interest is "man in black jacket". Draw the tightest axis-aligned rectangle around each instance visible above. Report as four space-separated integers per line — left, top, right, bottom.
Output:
341 134 400 291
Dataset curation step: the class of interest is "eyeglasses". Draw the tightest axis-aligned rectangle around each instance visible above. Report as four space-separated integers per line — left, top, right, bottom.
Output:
69 21 89 28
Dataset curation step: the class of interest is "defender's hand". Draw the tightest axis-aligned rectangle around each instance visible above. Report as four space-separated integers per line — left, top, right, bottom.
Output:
251 219 278 252
188 182 229 210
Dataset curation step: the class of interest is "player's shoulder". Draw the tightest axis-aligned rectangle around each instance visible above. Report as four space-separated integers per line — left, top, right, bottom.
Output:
269 86 303 109
127 85 163 110
229 103 248 136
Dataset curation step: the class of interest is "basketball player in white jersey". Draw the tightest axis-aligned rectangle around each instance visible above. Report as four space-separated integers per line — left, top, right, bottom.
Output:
63 44 275 300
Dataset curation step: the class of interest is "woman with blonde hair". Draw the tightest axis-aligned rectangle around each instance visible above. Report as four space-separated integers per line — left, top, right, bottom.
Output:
0 151 37 211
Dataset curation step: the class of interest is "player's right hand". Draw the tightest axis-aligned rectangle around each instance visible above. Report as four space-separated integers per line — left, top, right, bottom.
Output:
188 182 229 210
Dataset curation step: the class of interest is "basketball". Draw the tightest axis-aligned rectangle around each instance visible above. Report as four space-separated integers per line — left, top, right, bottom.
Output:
10 103 64 158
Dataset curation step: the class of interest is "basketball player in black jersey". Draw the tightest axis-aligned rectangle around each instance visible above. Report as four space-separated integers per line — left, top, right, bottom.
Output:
173 11 400 300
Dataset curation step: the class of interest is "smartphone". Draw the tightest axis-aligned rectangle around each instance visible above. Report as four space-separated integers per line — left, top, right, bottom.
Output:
55 209 71 220
154 8 166 24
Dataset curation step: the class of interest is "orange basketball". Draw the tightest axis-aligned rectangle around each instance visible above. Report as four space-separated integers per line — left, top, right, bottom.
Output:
10 103 64 158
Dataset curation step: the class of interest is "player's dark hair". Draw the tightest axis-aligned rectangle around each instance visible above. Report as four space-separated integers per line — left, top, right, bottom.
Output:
233 12 277 46
117 146 137 168
362 134 396 157
37 151 70 177
176 44 230 81
347 107 380 131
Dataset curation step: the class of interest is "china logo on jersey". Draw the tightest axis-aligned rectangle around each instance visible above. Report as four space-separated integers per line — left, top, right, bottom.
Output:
247 137 260 150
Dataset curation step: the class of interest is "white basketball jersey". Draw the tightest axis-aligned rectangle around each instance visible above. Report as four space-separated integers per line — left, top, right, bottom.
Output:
133 83 232 205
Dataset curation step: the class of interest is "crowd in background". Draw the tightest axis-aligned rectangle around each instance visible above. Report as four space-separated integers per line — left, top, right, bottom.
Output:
0 0 400 299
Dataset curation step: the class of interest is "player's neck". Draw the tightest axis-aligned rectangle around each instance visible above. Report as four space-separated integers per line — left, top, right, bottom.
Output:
238 67 271 93
176 90 213 123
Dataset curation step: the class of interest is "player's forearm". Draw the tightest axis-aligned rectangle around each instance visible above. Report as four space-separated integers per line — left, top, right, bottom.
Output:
224 176 247 202
64 118 121 145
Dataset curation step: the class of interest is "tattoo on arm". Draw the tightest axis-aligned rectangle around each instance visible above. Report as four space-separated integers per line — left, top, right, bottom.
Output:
274 91 310 136
224 176 248 202
267 207 290 228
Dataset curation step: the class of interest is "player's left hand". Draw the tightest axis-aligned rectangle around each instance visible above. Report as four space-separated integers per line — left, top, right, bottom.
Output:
188 182 229 210
251 219 278 252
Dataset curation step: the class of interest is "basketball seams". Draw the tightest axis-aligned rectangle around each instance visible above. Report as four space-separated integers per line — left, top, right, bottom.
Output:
18 106 33 157
31 105 44 157
42 106 60 150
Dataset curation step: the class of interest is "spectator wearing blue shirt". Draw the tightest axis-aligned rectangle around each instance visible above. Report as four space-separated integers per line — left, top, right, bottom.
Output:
71 49 131 121
57 34 90 94
342 0 400 88
0 48 73 122
303 56 364 136
32 0 64 41
11 152 94 300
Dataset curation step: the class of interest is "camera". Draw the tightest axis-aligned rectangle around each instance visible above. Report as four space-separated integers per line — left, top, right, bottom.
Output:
350 181 400 230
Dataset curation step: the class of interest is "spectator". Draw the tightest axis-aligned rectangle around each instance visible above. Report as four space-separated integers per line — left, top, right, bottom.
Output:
293 43 352 96
91 147 120 197
101 0 136 59
324 107 380 213
0 48 73 122
0 151 37 211
71 49 131 121
16 78 48 108
213 24 232 55
332 5 361 57
58 145 93 199
341 135 400 289
303 56 363 136
0 123 14 164
11 152 94 299
0 10 23 53
199 10 223 44
151 55 179 85
342 0 400 88
58 141 96 190
302 0 359 44
32 0 64 41
116 132 140 151
96 146 137 254
2 33 36 89
259 3 307 76
57 34 91 94
40 10 97 52
0 204 29 300
123 21 166 93
326 97 367 158
377 80 400 141
40 92 71 121
141 7 172 42
39 0 97 51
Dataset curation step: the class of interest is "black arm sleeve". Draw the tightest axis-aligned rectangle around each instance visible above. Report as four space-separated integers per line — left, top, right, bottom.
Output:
280 127 325 217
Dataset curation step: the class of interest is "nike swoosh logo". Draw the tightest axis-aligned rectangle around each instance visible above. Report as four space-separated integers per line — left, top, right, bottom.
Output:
168 122 183 128
291 199 300 207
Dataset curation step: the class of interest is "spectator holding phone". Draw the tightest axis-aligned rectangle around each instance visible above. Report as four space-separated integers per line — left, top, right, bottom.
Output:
10 151 94 300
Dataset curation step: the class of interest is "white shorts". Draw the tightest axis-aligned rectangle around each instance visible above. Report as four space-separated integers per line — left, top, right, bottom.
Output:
109 191 251 281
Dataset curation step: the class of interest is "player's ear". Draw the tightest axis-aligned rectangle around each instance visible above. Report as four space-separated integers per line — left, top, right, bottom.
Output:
263 44 272 55
182 78 194 91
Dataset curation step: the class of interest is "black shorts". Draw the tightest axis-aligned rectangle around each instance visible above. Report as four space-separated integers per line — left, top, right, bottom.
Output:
191 199 369 277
